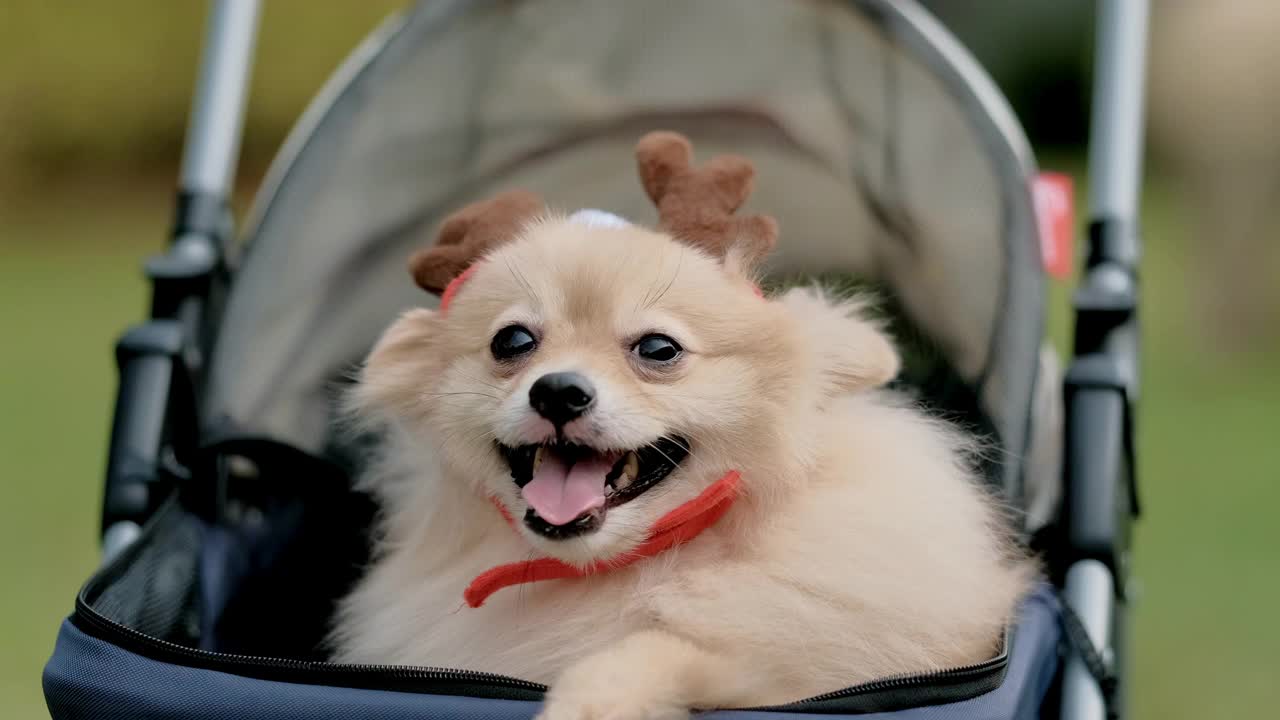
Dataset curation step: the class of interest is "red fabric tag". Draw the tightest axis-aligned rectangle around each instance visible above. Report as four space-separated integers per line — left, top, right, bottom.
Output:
465 470 741 608
1032 173 1075 279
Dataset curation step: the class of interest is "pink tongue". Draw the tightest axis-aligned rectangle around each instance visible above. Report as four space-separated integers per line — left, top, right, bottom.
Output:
521 454 612 526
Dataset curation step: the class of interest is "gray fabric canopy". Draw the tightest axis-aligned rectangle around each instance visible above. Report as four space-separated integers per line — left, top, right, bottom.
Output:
204 0 1057 526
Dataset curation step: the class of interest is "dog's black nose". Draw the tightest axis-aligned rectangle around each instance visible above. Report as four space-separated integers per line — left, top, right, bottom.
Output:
529 372 596 426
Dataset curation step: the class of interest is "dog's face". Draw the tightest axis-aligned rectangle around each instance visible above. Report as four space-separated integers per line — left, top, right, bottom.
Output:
358 217 899 565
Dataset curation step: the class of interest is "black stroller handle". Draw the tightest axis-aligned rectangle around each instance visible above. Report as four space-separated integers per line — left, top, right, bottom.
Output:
101 321 197 559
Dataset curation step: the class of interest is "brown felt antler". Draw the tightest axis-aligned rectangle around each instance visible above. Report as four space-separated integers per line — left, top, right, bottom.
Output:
408 132 777 295
408 190 546 294
635 131 778 268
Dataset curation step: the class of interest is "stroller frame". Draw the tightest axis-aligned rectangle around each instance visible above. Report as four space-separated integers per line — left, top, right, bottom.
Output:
95 2 1147 719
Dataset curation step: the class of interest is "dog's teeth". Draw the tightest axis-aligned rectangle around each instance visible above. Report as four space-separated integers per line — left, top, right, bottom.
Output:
533 446 544 474
615 451 639 490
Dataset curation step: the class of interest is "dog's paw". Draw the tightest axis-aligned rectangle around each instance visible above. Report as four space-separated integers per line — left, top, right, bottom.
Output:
536 695 687 720
535 695 687 720
535 661 689 720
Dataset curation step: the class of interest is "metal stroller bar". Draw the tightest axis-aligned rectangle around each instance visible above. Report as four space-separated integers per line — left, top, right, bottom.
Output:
1086 0 1149 227
179 0 261 204
168 0 261 260
1061 1 1148 719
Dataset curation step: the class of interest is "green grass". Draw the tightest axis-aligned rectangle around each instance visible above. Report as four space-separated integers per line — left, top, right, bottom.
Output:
1 188 156 719
1 166 1278 719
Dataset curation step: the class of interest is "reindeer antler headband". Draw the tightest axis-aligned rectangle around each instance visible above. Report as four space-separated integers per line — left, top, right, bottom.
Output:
408 131 779 302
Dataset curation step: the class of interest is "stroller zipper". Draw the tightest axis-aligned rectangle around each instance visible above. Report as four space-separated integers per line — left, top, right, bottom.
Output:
72 595 548 699
750 653 1008 712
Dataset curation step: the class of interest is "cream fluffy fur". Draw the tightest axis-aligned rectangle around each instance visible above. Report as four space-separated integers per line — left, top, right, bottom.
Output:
331 217 1035 719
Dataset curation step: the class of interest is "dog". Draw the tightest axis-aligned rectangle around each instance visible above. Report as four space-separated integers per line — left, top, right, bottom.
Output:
331 133 1035 719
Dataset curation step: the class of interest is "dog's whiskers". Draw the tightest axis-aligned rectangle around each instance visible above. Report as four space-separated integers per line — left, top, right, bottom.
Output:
437 425 497 450
503 254 538 305
657 434 692 453
642 439 681 469
641 247 685 310
424 391 502 401
454 371 505 393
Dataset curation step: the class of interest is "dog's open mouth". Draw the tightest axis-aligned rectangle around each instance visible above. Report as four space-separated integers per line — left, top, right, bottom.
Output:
498 437 690 539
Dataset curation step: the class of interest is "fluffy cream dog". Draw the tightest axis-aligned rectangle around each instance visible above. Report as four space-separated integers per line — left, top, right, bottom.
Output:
331 133 1034 719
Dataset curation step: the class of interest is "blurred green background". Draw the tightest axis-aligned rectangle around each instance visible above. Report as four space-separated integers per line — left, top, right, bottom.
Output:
1 2 1277 719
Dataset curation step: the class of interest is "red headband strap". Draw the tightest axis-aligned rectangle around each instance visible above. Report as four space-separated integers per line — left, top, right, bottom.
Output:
438 263 481 314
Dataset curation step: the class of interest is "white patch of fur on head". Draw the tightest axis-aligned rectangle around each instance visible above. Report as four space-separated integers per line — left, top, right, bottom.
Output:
567 208 631 229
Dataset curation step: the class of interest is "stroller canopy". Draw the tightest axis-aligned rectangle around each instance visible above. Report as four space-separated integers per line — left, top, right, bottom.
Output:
205 0 1045 504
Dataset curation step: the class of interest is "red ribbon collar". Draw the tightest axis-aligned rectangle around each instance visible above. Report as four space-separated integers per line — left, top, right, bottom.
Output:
464 470 741 608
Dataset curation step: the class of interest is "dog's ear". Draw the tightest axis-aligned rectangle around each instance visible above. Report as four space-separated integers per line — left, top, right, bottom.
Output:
779 288 900 393
635 131 778 272
351 308 442 419
409 190 546 294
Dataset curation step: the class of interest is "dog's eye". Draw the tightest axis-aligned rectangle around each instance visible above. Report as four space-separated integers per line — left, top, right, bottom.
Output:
491 325 538 360
633 334 682 363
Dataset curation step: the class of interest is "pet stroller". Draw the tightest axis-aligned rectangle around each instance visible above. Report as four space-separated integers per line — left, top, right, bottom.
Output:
43 0 1145 718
